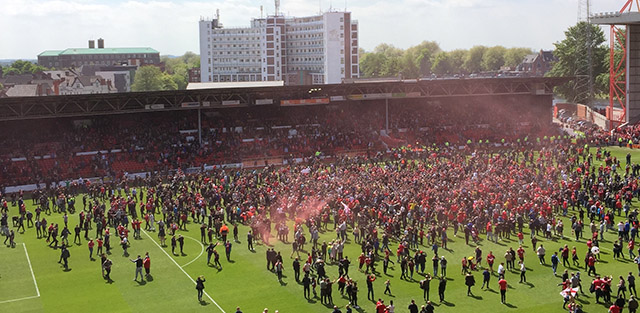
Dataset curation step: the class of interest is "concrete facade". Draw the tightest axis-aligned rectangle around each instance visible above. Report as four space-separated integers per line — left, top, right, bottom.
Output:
199 11 358 85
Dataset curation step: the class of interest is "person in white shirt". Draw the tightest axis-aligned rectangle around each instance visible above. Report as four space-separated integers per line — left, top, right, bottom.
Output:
498 262 506 277
386 300 395 313
537 245 546 264
519 261 527 283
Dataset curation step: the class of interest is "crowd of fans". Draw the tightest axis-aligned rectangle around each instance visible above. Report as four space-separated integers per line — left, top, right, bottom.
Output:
7 99 640 312
2 132 640 312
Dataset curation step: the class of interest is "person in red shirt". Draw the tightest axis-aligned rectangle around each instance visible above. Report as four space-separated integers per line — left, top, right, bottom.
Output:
594 276 604 303
498 276 508 304
588 255 597 276
358 253 366 271
517 232 524 245
96 238 103 255
143 252 151 277
561 245 570 267
88 239 95 260
517 246 525 262
609 304 621 313
487 251 495 273
375 299 386 313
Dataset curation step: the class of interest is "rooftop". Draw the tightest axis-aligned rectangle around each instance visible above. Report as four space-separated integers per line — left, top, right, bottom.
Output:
187 81 284 90
39 50 64 57
5 84 39 97
38 47 159 57
591 11 640 25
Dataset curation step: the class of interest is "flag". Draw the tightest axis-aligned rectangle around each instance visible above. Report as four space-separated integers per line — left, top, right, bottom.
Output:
560 287 579 298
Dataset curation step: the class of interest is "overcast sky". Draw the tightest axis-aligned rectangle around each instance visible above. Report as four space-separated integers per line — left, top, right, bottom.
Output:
0 0 624 59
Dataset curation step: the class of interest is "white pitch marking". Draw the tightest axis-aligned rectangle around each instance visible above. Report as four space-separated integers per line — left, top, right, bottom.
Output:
23 243 40 297
0 244 40 305
0 295 39 305
142 229 226 313
180 235 205 268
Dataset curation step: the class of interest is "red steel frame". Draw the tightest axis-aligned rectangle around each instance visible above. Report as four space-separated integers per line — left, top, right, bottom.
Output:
610 0 640 129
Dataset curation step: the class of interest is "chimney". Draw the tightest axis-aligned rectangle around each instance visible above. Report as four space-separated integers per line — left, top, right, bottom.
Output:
89 40 95 49
98 38 104 49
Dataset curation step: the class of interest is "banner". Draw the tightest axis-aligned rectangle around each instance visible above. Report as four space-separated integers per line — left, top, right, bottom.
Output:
281 98 330 106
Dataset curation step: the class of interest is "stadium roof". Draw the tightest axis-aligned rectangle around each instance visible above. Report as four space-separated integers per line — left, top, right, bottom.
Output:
591 11 640 25
0 77 571 121
187 81 285 90
38 48 159 57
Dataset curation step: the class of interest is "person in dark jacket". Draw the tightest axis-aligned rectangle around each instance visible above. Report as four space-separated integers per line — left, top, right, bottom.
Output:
60 244 70 270
130 255 144 281
465 273 476 296
408 299 419 313
196 275 206 302
629 295 639 313
438 276 447 302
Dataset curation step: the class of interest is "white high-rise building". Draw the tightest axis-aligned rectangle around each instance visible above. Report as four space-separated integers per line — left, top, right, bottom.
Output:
199 10 358 85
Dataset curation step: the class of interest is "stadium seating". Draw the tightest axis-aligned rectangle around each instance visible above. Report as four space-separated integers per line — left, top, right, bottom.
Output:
0 100 559 187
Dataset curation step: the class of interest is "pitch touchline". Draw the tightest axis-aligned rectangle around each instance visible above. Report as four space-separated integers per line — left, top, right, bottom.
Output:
24 243 40 297
141 229 226 313
180 235 205 269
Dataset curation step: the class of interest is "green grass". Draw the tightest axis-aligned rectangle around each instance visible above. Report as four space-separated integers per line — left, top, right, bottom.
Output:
0 243 38 303
3 145 640 313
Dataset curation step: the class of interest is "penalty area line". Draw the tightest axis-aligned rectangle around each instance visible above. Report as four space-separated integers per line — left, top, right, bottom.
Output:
0 295 39 305
141 229 226 313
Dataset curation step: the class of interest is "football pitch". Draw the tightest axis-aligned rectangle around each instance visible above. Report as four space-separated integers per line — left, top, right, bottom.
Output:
2 146 640 313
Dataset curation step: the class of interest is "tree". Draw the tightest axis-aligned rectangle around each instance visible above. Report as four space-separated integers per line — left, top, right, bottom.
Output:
463 46 487 73
381 55 403 77
371 44 404 77
3 60 48 75
357 43 535 78
4 67 21 76
504 47 533 69
373 43 403 57
182 51 200 68
431 52 451 76
402 49 420 78
171 73 188 90
161 52 199 89
131 66 165 91
162 73 178 90
547 21 608 104
360 51 387 77
448 49 468 74
482 46 507 71
405 41 441 78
